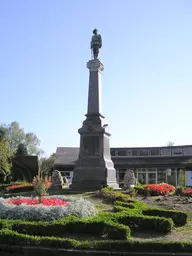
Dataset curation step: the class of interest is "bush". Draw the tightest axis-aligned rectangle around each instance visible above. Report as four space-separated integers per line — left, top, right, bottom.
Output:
98 187 130 202
100 211 174 233
183 188 192 197
175 186 184 196
142 208 190 226
2 217 130 240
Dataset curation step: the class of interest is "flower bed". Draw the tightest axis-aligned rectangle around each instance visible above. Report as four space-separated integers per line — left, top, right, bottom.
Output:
6 197 68 206
143 183 175 196
183 188 192 196
7 183 34 193
0 196 98 221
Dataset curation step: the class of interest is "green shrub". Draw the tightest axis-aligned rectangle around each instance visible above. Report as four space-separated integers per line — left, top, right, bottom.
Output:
175 186 184 196
98 187 130 202
142 208 190 226
100 211 174 233
11 217 131 240
115 199 147 210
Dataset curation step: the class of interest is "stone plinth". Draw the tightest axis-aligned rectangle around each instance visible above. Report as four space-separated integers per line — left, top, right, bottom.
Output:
71 59 119 190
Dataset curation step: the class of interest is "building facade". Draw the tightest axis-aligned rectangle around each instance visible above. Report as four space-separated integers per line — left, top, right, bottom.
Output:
54 145 192 186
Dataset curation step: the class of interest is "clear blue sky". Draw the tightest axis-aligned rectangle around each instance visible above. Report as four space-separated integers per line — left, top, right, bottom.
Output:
0 0 192 157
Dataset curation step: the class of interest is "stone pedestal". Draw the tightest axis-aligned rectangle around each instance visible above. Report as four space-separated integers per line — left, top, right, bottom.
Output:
72 59 119 190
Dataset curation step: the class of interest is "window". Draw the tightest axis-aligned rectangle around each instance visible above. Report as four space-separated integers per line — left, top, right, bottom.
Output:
117 150 126 156
151 149 160 156
157 169 166 183
161 148 171 156
110 149 116 156
132 150 138 156
172 147 182 155
183 147 192 156
139 150 149 156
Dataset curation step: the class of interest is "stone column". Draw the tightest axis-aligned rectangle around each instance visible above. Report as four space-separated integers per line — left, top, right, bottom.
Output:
71 59 119 190
87 60 103 115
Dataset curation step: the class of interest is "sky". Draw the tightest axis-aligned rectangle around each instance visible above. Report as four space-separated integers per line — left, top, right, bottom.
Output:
0 0 192 157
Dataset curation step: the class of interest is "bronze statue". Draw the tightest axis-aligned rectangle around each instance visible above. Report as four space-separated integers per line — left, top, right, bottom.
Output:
90 29 102 59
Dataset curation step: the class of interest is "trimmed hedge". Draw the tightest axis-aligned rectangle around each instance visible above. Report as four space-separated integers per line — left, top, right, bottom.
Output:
1 217 130 240
100 211 174 233
114 200 146 211
1 228 192 253
142 208 190 226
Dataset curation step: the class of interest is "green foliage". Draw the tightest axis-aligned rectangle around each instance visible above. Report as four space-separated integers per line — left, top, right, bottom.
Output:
175 186 184 196
15 143 28 156
40 153 55 177
0 122 44 156
98 187 130 202
114 200 147 212
1 217 131 240
0 139 12 181
100 211 174 233
1 227 192 253
142 208 190 226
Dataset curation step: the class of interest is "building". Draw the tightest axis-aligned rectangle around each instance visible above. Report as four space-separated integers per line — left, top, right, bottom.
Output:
54 145 192 186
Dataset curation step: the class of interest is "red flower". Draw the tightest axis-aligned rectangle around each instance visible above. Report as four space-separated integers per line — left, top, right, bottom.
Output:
5 197 68 206
184 189 192 195
143 183 175 196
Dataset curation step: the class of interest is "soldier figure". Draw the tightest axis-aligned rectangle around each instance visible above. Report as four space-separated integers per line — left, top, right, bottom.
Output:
91 29 102 59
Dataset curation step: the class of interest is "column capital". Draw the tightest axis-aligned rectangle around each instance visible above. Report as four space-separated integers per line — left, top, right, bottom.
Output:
87 59 104 72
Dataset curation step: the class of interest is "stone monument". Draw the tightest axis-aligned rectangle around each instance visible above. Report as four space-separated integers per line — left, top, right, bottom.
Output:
49 170 65 190
72 29 119 190
123 169 136 189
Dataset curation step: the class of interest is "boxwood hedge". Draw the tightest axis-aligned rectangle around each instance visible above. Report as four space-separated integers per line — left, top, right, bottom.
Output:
100 210 174 233
142 208 190 226
1 228 192 253
0 217 131 240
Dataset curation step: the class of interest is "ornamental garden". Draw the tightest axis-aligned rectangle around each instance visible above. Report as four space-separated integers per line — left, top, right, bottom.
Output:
0 177 192 254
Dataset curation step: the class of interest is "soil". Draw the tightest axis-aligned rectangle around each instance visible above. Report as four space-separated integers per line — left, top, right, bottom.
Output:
137 195 192 213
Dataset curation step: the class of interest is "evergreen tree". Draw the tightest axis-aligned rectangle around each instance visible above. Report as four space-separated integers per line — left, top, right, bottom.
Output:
15 143 28 156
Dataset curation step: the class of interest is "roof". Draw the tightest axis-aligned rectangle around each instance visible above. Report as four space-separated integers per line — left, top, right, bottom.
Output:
54 147 79 166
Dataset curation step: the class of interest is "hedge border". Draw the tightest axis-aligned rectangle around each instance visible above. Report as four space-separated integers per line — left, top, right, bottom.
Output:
142 207 190 226
0 228 192 253
0 217 131 240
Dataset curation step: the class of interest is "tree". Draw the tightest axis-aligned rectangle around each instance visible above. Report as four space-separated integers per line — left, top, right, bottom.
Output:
0 122 44 156
15 143 28 156
167 141 174 147
0 137 12 182
40 153 56 177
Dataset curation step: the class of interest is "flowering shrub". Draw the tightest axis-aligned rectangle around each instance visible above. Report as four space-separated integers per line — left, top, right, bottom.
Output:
6 197 68 206
32 176 51 199
143 183 175 196
0 195 98 221
183 189 192 196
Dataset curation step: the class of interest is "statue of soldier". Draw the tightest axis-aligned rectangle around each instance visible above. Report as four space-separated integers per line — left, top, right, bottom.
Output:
90 29 102 59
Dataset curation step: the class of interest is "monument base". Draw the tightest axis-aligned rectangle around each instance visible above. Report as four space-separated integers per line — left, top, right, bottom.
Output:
72 167 119 190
